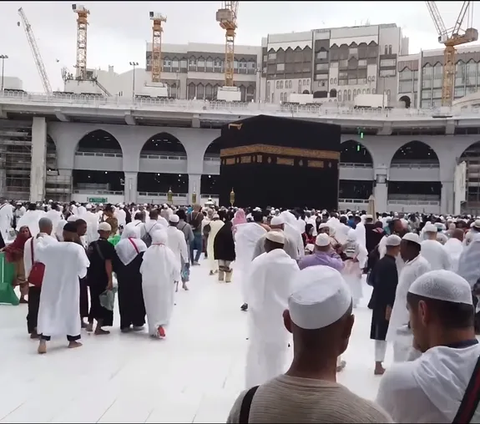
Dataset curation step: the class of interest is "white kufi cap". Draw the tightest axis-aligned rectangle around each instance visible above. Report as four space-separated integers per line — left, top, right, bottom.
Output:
385 234 401 247
169 214 179 223
98 222 112 232
409 270 473 305
266 230 285 244
270 216 285 226
402 232 421 245
424 223 437 233
315 233 330 247
289 266 352 330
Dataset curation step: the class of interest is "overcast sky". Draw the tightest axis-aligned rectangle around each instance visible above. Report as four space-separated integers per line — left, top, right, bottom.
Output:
1 1 478 92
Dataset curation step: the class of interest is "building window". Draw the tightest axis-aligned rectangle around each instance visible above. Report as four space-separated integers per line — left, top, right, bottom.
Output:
388 45 392 54
277 63 285 72
367 88 371 94
316 50 328 60
384 45 388 54
349 48 358 56
197 58 205 69
206 58 213 68
348 89 351 101
380 69 396 77
180 59 187 68
316 63 329 71
380 59 396 67
338 91 342 101
330 78 333 84
268 52 277 60
280 81 284 89
298 80 302 92
358 59 367 67
334 78 337 84
172 60 179 69
372 88 376 94
276 81 280 89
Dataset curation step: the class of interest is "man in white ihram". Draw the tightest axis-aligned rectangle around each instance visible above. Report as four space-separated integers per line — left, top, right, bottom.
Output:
377 270 480 423
386 232 430 363
420 223 451 271
245 231 299 389
36 222 90 354
0 198 13 242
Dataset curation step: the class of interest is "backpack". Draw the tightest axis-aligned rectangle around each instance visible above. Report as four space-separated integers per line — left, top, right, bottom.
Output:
141 225 154 247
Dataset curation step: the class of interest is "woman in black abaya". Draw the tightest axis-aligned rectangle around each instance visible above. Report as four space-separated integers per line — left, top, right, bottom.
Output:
114 224 147 332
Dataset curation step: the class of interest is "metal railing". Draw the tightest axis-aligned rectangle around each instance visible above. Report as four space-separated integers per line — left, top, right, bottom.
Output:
1 90 479 120
75 151 123 158
73 189 124 195
339 162 373 168
137 191 188 198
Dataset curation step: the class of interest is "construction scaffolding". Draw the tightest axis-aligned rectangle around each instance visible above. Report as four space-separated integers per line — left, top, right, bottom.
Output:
0 121 72 201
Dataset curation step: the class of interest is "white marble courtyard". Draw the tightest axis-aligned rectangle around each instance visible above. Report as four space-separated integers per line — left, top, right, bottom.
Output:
0 262 390 423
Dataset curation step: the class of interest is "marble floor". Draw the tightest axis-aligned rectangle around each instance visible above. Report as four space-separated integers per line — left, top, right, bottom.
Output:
0 260 391 423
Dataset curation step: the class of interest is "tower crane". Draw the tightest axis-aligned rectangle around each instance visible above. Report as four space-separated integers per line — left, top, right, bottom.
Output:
425 1 478 106
149 11 167 83
216 1 241 101
17 7 53 95
72 4 90 80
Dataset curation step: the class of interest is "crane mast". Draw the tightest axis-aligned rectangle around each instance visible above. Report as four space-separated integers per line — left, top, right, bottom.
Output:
216 1 239 87
72 4 90 80
150 11 167 83
17 7 53 95
425 1 478 106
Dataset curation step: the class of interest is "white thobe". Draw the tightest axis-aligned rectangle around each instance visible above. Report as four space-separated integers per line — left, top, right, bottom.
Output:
24 234 58 285
206 220 224 271
377 344 480 423
115 208 126 228
420 240 451 271
44 210 63 235
140 219 167 239
16 210 46 237
84 211 99 245
0 203 14 241
458 234 480 288
386 255 431 362
245 249 299 388
36 242 89 338
166 226 189 268
354 222 366 251
235 223 268 303
443 238 463 273
140 245 180 334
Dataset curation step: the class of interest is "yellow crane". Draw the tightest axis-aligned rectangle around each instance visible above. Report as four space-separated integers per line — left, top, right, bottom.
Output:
425 1 478 106
72 4 90 80
149 11 167 83
216 1 239 88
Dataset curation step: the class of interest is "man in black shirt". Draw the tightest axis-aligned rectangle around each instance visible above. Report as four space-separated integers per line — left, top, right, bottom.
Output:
86 222 117 335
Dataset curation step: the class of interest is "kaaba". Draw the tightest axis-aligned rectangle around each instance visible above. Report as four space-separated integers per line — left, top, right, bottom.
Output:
218 115 341 209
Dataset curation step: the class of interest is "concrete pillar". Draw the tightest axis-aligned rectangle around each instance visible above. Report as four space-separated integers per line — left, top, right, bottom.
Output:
188 173 201 205
441 181 454 215
0 143 6 198
123 171 138 204
30 117 47 203
374 165 389 213
58 168 73 200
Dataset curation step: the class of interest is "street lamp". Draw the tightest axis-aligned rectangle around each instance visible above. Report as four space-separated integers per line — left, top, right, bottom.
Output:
129 61 139 99
0 55 9 92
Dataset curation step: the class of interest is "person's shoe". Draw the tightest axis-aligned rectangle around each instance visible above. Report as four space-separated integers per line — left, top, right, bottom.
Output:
209 270 214 276
86 323 93 333
68 341 82 349
132 326 144 332
121 327 131 333
19 298 28 304
94 327 110 335
374 364 386 375
81 320 88 329
156 326 166 338
241 303 248 312
182 283 189 291
193 262 200 266
30 329 38 339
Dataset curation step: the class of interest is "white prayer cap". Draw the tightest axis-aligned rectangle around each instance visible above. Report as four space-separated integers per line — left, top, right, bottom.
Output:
424 223 437 233
86 203 92 209
315 233 330 247
289 266 352 330
266 230 285 244
67 215 77 222
473 219 480 230
169 214 179 223
402 232 421 245
270 216 284 226
365 214 373 220
409 270 473 305
98 222 112 232
385 234 401 247
99 203 104 207
319 223 329 229
16 202 22 205
213 213 220 219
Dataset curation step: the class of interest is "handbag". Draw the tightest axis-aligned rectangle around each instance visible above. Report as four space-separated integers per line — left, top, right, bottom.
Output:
28 238 45 288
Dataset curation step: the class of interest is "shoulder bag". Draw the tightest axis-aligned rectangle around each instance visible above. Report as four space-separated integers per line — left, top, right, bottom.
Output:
28 237 45 288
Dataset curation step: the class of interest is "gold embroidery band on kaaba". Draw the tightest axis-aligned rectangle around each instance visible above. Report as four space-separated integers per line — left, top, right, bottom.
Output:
220 144 340 161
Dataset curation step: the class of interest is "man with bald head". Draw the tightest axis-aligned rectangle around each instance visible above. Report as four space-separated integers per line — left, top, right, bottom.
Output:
23 217 58 339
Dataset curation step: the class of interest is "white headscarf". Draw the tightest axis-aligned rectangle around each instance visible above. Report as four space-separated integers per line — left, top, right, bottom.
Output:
115 224 147 266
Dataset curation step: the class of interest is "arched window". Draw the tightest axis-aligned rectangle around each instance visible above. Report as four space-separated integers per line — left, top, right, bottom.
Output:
348 89 351 101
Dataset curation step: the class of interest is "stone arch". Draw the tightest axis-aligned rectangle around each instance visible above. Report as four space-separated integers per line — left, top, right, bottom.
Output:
399 95 411 108
204 137 221 159
390 140 439 166
330 88 337 98
75 129 123 155
141 132 186 156
340 140 373 165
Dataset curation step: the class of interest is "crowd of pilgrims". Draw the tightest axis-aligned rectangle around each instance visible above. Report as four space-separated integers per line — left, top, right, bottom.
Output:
2 199 480 422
